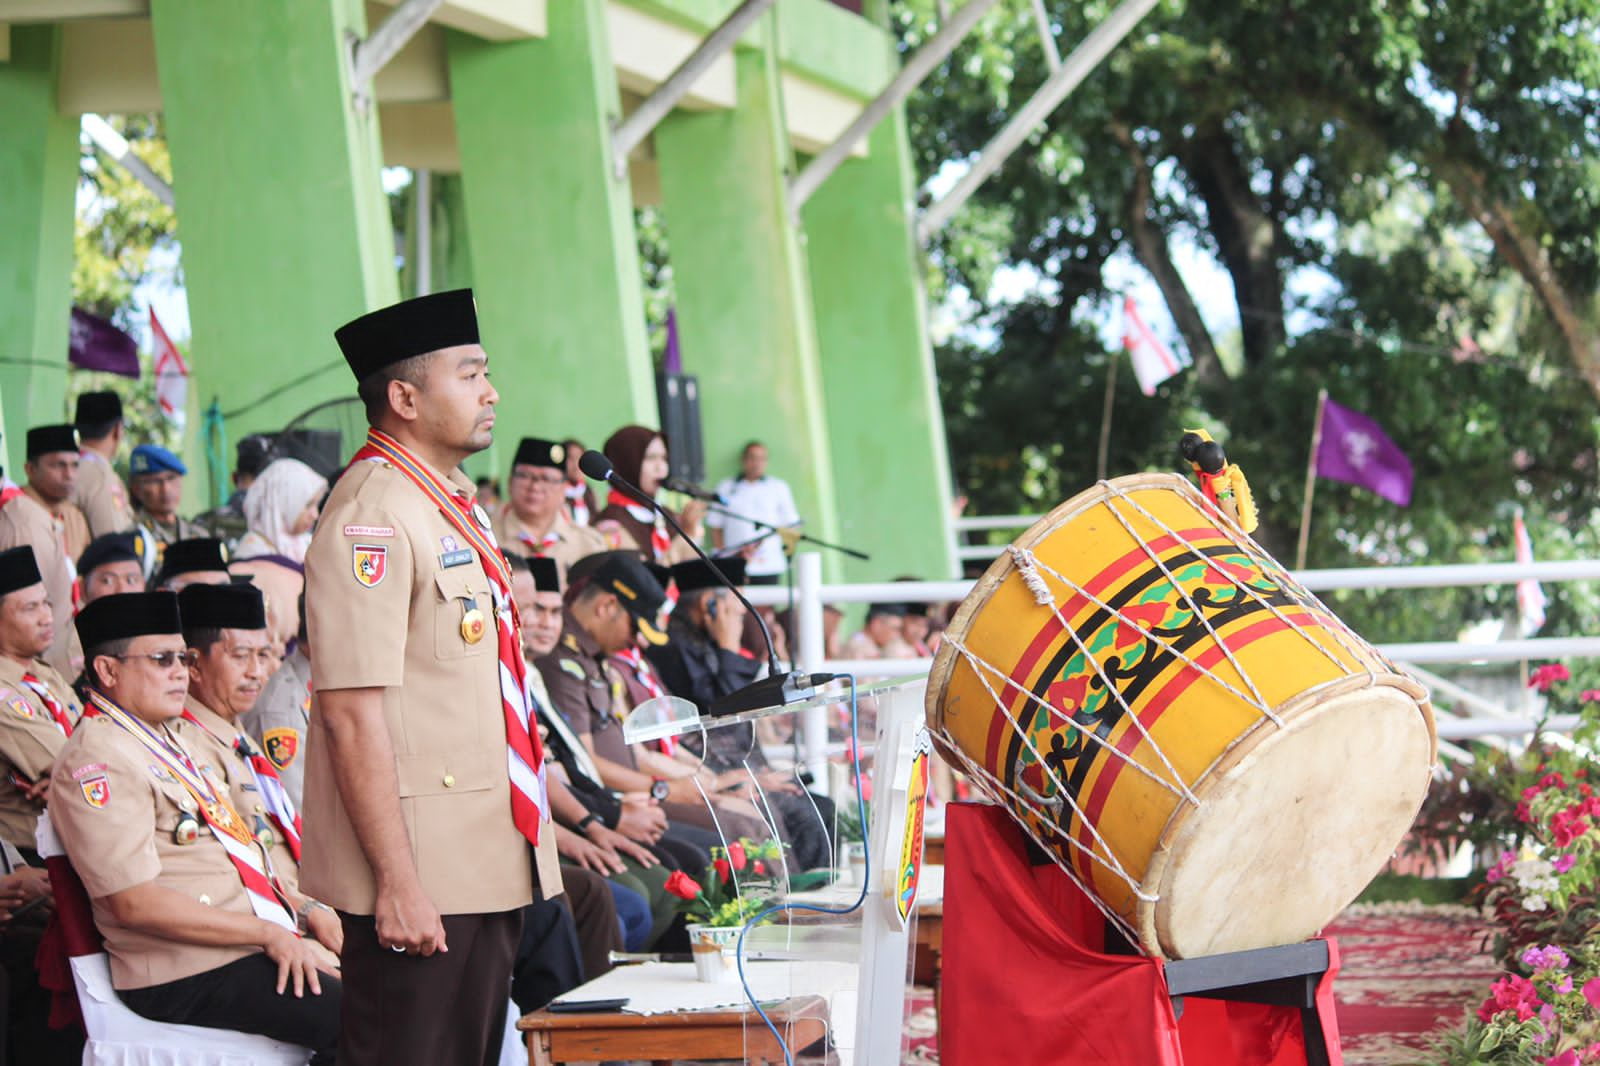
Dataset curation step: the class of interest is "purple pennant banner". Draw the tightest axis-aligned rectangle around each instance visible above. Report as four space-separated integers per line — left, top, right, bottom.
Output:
1314 396 1414 506
68 308 141 378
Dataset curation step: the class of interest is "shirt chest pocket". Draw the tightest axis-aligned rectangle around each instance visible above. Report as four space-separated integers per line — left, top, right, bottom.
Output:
433 569 495 661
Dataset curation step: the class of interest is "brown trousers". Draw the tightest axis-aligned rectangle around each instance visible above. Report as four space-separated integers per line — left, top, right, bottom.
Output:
337 909 521 1066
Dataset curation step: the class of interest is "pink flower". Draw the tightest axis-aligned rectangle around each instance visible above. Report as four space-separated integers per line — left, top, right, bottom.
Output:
1531 664 1571 692
1582 690 1600 703
1541 773 1569 791
1480 975 1545 1023
1547 1051 1581 1066
1556 853 1578 874
1584 977 1600 1011
1488 854 1514 883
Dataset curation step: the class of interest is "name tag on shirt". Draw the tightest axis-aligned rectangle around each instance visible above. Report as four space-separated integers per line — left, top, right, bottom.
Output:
439 549 476 569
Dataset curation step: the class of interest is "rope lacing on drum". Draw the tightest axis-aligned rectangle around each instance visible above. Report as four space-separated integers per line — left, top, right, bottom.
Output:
942 634 1197 805
1008 546 1054 605
930 724 1158 941
1100 480 1380 689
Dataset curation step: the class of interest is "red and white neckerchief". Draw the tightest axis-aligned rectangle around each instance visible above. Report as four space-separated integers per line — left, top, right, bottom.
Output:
350 429 548 845
611 646 674 753
564 482 590 526
0 478 24 510
181 709 303 863
84 692 297 932
18 674 72 737
605 488 671 564
516 526 560 556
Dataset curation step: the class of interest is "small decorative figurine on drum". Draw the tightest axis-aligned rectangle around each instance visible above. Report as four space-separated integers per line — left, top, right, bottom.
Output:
1179 429 1258 534
926 472 1435 959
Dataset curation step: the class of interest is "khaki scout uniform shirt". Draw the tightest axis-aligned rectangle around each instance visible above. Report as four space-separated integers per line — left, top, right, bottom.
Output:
72 451 135 537
50 712 276 990
493 505 606 576
239 646 312 809
302 455 559 916
0 656 79 848
0 492 77 678
22 486 90 564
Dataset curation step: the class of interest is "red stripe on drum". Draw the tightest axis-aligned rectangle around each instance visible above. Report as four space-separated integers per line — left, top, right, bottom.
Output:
1068 609 1321 886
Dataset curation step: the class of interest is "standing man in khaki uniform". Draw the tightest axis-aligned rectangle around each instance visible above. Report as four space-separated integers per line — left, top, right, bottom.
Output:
0 452 77 678
493 437 605 573
51 592 340 1058
23 424 91 562
304 288 560 1066
0 546 81 860
71 391 135 537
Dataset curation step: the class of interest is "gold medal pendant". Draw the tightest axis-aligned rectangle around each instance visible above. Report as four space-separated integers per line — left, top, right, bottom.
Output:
461 606 487 645
173 812 200 846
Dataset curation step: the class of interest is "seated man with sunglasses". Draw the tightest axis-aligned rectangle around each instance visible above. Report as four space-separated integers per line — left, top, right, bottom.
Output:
50 592 341 1062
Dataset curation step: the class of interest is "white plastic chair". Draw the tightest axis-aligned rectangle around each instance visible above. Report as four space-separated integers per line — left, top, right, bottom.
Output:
35 810 311 1066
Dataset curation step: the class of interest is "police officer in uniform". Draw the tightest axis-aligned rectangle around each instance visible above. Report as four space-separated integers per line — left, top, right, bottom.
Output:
129 445 205 549
492 437 605 571
50 592 340 1059
0 547 81 861
304 289 560 1066
71 391 135 537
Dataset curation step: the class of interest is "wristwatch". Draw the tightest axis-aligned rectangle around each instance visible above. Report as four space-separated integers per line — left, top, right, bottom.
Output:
295 899 332 935
649 777 670 803
575 812 600 833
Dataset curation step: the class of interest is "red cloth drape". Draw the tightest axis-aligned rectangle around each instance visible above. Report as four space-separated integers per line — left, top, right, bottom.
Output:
939 802 1340 1066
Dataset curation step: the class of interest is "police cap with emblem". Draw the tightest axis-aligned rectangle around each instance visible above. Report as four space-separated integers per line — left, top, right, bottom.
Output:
567 550 668 645
79 532 145 581
0 547 43 598
76 591 182 654
26 424 79 461
334 288 479 383
129 444 187 478
74 391 123 431
153 538 230 588
513 437 566 471
669 556 746 594
178 583 267 632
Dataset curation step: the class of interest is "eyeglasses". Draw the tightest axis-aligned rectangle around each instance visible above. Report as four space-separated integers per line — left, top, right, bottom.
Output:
113 650 197 669
510 470 564 485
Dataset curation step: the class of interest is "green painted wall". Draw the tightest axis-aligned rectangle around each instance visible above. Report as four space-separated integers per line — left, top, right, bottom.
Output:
0 25 77 474
448 1 656 475
654 30 841 570
149 0 397 456
802 101 958 581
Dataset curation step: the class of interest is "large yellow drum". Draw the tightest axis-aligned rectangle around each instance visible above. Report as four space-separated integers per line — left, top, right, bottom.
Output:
927 474 1436 959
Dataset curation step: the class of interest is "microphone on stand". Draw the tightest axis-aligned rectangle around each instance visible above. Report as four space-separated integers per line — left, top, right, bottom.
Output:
662 476 725 504
578 451 832 716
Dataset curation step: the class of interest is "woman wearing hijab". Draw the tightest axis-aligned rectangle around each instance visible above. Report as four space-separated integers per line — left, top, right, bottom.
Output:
231 458 327 654
593 425 705 565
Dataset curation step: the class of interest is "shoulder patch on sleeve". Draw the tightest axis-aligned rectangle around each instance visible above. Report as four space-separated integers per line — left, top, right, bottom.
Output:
558 658 587 681
79 773 111 808
263 727 300 770
560 633 580 652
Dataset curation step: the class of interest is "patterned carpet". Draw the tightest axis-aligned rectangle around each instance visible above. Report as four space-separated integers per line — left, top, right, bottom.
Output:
896 903 1499 1065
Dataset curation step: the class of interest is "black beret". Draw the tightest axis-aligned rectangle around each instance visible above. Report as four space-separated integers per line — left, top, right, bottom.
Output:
334 289 479 383
0 547 42 597
513 437 566 471
26 424 78 460
74 391 123 429
76 591 181 651
527 556 561 594
670 556 745 594
179 583 267 632
567 551 668 645
866 602 908 619
154 538 230 587
79 533 145 579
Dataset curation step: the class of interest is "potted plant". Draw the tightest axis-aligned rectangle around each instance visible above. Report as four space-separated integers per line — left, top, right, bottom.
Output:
663 840 777 984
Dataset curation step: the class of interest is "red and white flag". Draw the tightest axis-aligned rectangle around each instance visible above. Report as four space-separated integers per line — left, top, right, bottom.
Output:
1514 511 1547 635
150 307 189 425
1121 297 1189 396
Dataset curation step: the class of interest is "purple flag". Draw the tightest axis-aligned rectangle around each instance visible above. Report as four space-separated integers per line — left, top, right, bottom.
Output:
1314 396 1414 506
68 308 140 378
662 308 682 375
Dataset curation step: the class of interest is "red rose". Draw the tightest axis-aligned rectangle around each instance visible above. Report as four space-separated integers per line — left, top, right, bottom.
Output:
714 858 732 884
728 841 747 872
664 870 701 901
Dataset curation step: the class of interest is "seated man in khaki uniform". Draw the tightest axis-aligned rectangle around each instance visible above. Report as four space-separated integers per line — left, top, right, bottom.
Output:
79 532 150 604
50 592 340 1060
0 546 82 862
239 600 313 809
493 437 605 571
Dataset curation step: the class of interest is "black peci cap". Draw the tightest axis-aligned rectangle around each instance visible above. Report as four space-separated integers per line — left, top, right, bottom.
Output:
74 391 123 430
513 437 566 471
178 583 267 632
154 538 230 587
527 556 561 594
669 556 746 594
334 289 480 383
0 547 42 598
79 533 145 580
76 591 182 652
26 424 78 460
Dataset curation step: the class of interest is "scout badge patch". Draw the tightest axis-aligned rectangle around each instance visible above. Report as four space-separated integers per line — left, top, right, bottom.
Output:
80 774 111 808
6 696 33 720
352 544 388 587
263 727 300 770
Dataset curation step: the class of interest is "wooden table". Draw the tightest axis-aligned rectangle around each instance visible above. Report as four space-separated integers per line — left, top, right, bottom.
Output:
518 993 829 1065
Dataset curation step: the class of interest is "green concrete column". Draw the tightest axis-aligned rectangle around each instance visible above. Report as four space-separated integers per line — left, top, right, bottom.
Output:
653 33 841 565
801 104 957 580
0 25 77 474
150 0 397 447
448 2 655 471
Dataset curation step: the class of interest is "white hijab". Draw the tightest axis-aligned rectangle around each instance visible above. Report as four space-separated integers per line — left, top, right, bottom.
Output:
237 458 327 564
